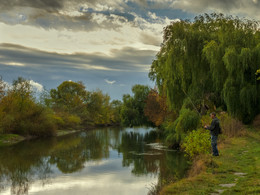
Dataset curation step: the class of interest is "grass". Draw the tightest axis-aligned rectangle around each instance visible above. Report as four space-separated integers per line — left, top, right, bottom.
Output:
0 129 80 146
160 127 260 194
0 134 25 146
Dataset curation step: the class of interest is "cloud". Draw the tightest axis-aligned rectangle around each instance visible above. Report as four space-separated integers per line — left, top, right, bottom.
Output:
171 0 260 19
0 43 154 100
0 1 133 31
29 80 44 92
139 32 161 46
105 79 116 85
0 78 43 93
0 43 156 72
4 62 25 66
0 0 179 32
0 0 65 13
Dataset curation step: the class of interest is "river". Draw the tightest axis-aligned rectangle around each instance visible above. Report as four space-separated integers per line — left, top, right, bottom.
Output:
0 127 188 195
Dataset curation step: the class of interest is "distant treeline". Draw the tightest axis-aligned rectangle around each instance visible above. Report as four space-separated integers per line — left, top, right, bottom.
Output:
0 77 158 137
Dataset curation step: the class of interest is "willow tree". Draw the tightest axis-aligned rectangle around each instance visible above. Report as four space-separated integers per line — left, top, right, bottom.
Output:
149 13 260 123
257 69 260 80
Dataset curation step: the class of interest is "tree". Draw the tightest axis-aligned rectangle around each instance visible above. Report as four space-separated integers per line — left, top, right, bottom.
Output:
144 89 169 126
0 76 6 99
110 100 122 124
120 85 151 126
120 94 139 126
86 90 111 125
48 81 117 128
149 13 260 123
50 81 88 113
0 77 56 136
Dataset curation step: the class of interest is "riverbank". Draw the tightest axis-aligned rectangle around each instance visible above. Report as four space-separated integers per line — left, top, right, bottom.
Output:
0 130 81 146
160 127 260 194
0 124 122 146
0 134 25 146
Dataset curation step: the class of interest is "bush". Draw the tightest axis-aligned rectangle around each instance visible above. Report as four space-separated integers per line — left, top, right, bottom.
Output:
181 128 211 158
53 112 81 129
164 108 200 147
252 114 260 129
218 112 244 137
0 78 57 137
53 115 65 127
67 115 81 128
164 120 178 146
176 109 200 133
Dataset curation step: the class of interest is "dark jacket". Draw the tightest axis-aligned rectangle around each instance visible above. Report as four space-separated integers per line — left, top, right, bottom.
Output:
206 117 221 136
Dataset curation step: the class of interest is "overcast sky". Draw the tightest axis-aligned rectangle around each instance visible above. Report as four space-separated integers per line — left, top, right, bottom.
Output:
1 0 260 100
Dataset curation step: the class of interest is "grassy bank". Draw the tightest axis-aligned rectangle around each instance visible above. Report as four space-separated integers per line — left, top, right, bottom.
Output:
0 130 82 147
0 134 25 146
161 128 260 194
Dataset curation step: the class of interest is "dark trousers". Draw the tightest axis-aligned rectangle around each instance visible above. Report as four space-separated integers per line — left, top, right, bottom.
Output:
211 135 219 156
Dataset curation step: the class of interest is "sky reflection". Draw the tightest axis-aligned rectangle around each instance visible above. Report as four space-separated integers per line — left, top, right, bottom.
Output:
0 127 188 195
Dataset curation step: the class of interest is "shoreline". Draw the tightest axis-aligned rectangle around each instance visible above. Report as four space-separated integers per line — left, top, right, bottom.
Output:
0 125 121 147
160 127 260 194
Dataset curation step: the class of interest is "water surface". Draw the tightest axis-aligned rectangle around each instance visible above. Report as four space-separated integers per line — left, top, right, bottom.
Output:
0 127 188 195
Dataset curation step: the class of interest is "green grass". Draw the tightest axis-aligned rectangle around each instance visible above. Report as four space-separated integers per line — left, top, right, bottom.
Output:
0 134 25 146
161 128 260 194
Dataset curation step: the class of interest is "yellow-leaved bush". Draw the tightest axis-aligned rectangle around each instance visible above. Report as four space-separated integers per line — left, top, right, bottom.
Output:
181 128 211 158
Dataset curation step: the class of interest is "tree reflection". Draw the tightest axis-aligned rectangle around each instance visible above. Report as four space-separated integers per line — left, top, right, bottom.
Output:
119 130 188 184
0 128 188 195
0 139 55 194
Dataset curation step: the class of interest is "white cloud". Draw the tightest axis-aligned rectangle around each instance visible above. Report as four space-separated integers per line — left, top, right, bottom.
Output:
4 62 25 66
148 11 158 20
0 79 43 93
105 79 116 84
29 80 44 92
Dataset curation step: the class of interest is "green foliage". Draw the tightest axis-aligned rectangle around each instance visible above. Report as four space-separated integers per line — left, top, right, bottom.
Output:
182 129 211 158
86 90 111 125
50 81 87 114
67 115 81 128
256 69 260 80
150 13 260 123
165 108 200 145
0 77 56 136
163 120 177 145
110 100 122 124
54 113 81 129
120 94 139 126
176 109 200 133
48 81 119 128
120 85 151 126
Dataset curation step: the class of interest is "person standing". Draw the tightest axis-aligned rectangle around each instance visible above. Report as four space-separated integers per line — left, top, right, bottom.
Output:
204 112 221 156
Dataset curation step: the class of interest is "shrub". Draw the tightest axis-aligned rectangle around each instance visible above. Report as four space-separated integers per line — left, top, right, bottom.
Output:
164 108 200 147
0 78 57 137
164 120 178 146
181 128 211 158
176 109 200 133
67 115 81 128
53 115 65 128
218 112 244 137
252 114 260 129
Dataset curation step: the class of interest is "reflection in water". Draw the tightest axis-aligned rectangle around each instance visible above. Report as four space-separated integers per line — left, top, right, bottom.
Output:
0 127 188 195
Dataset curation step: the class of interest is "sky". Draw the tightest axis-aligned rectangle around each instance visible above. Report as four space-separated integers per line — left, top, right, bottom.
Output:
1 0 260 100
